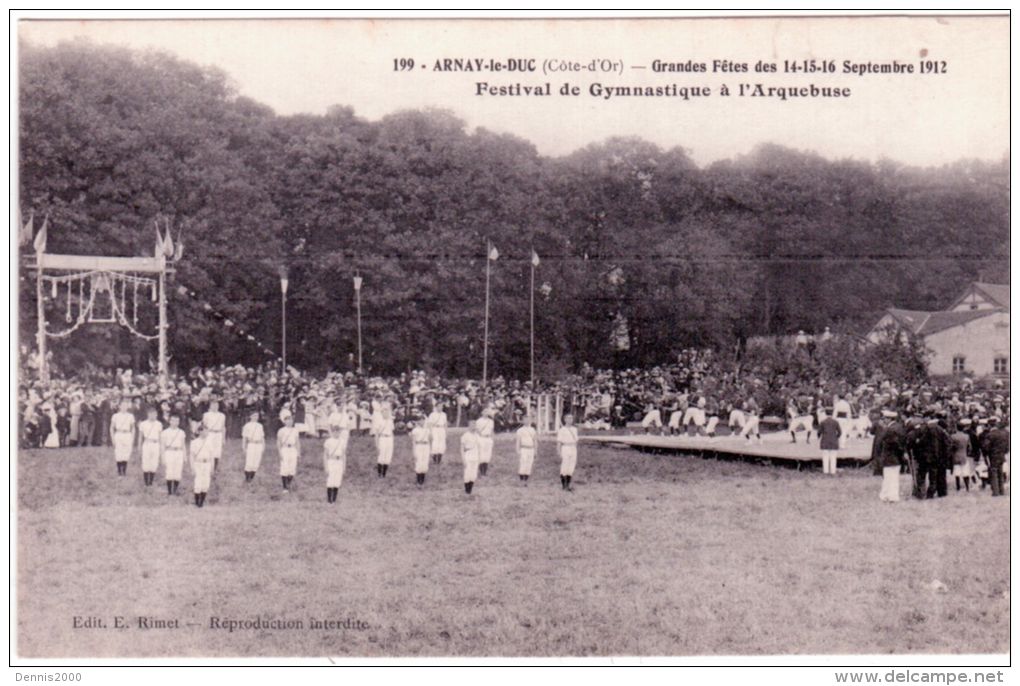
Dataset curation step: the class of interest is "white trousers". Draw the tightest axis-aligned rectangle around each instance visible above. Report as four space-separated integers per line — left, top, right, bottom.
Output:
325 459 345 488
821 449 839 474
836 418 852 448
141 443 161 472
463 453 479 483
377 436 394 465
279 447 298 476
740 415 760 439
413 444 430 474
113 434 133 463
880 465 900 502
430 429 447 456
518 447 535 476
163 449 184 481
244 444 264 472
193 461 212 493
789 415 814 434
560 445 577 476
208 432 225 458
478 435 494 464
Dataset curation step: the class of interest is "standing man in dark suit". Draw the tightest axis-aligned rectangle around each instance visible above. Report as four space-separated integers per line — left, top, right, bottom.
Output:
981 417 1010 497
876 411 906 502
818 410 842 475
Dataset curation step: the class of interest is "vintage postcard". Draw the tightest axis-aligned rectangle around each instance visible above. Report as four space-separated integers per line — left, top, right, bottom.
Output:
12 13 1010 668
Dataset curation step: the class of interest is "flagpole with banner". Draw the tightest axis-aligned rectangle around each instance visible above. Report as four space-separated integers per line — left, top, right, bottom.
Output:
530 248 539 389
34 214 49 383
353 273 363 374
483 239 498 387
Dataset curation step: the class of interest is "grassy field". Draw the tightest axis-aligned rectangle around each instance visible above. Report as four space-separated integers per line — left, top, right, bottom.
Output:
16 431 1009 658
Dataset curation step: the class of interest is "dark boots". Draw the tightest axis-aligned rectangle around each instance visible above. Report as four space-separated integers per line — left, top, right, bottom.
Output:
415 473 426 486
326 487 338 503
561 475 573 491
464 481 474 494
376 464 388 478
194 492 206 507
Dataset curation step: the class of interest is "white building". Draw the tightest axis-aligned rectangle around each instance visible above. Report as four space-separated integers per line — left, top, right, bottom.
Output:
868 282 1009 378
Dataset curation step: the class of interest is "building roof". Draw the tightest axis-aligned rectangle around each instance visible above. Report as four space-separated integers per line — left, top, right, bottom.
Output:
884 307 1002 337
948 281 1010 310
972 282 1010 309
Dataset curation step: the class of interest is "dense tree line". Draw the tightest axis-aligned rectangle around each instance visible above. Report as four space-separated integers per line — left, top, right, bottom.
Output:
18 41 1009 378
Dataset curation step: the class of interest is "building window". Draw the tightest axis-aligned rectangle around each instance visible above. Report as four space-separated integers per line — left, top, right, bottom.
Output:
994 356 1008 375
952 356 966 374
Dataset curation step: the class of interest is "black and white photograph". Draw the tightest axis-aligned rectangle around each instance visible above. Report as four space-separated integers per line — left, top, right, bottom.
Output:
10 12 1011 669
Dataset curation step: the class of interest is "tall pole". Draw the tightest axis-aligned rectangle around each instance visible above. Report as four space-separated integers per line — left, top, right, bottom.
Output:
354 274 363 374
36 259 48 383
530 252 536 389
280 266 289 371
157 267 168 391
482 239 491 387
281 290 287 370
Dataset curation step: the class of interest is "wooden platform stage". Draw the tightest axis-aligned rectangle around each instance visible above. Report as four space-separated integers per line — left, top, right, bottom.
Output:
583 431 874 469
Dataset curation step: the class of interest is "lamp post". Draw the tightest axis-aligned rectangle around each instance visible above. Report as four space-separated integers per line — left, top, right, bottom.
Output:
353 274 363 374
279 265 289 370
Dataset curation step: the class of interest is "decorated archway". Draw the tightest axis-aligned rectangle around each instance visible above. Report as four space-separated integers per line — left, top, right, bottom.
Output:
29 218 180 388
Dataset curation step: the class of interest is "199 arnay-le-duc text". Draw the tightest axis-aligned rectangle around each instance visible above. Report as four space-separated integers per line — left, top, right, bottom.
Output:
394 55 948 101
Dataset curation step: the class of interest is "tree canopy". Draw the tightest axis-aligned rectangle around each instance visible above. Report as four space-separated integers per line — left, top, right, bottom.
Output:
18 40 1010 378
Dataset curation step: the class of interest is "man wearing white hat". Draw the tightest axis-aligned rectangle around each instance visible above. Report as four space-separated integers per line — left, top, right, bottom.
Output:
110 398 136 476
277 410 301 492
241 409 266 483
516 414 538 483
787 397 814 443
476 407 495 476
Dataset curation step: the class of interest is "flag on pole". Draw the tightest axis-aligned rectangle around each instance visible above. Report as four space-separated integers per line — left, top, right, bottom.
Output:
173 234 184 261
488 245 499 261
19 210 34 247
155 224 164 259
162 230 174 258
531 250 540 267
33 214 48 254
